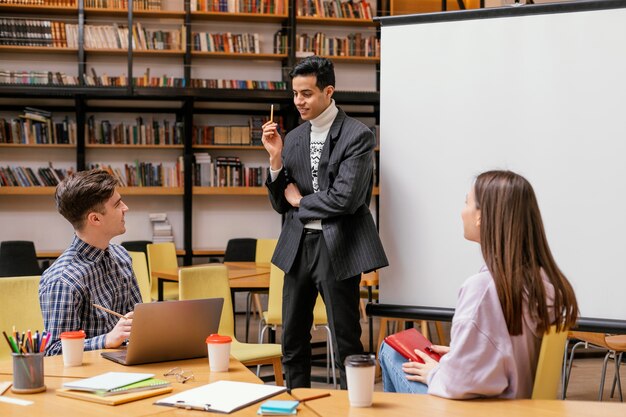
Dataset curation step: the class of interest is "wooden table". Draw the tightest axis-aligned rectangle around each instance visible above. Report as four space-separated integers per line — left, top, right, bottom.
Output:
0 350 314 417
292 388 626 417
151 262 271 302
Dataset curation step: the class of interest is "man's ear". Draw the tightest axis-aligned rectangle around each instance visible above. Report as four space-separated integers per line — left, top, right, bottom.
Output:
86 211 100 226
325 85 335 99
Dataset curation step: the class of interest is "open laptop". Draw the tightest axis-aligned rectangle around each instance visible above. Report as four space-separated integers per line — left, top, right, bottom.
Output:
101 298 223 365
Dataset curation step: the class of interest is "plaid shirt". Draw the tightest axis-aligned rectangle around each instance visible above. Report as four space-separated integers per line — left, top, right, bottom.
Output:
39 235 142 356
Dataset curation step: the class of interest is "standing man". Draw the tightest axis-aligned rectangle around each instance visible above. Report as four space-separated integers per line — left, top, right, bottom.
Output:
262 56 388 389
39 169 142 356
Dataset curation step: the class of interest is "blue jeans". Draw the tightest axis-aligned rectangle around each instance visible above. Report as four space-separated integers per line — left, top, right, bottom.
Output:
379 341 429 394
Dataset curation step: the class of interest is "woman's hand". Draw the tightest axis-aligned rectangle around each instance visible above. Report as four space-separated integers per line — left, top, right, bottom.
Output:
401 347 445 384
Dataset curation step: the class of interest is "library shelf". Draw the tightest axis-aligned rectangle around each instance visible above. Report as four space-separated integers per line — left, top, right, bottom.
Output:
0 187 56 195
190 11 288 23
192 186 268 196
296 16 378 27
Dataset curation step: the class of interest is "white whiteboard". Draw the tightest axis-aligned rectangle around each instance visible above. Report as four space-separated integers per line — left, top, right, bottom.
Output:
379 2 626 322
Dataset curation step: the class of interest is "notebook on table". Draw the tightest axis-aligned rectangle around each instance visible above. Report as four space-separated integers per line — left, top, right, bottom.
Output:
101 298 223 365
384 328 442 364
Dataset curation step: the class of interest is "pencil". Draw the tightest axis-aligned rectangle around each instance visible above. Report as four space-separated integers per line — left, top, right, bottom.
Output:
297 392 331 402
270 104 274 123
93 304 126 319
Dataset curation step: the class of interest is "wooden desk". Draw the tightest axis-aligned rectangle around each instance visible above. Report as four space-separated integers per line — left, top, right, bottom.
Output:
292 388 626 417
0 351 314 417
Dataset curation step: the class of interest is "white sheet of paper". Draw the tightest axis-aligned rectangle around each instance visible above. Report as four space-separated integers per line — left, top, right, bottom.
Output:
62 372 154 392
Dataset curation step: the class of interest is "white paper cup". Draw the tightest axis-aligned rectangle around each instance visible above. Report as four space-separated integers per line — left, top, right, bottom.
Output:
60 330 85 367
345 354 376 407
205 334 232 372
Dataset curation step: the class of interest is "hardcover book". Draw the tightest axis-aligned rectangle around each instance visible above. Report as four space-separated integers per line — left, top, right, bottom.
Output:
384 328 442 364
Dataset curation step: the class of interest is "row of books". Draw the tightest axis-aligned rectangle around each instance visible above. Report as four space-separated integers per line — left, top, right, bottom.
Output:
193 154 268 187
71 23 185 51
273 28 287 54
89 160 183 187
192 32 260 54
0 70 78 85
84 0 162 10
192 116 284 146
191 0 285 14
0 108 77 145
0 19 67 47
0 0 76 5
86 116 184 146
296 32 380 57
0 164 74 187
188 78 287 89
149 213 173 243
296 0 373 19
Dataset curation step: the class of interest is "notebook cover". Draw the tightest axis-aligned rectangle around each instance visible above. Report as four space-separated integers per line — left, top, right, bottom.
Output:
56 386 173 406
384 328 442 364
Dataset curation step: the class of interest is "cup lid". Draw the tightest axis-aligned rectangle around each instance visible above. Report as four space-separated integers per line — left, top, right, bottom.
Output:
344 354 376 367
60 330 86 339
205 334 232 344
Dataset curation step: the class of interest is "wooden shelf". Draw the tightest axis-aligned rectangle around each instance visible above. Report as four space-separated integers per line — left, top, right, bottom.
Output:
120 187 184 196
191 52 288 61
86 144 184 149
84 48 185 57
84 7 185 18
0 187 55 195
297 16 378 27
317 55 380 64
193 186 268 196
190 11 288 23
0 143 75 148
0 4 77 14
192 145 265 150
0 46 78 54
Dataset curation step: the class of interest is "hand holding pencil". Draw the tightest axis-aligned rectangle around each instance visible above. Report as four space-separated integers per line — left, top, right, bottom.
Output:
94 304 134 349
261 104 283 170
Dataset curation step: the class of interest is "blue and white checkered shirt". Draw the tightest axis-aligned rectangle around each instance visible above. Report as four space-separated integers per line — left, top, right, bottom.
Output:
39 235 142 356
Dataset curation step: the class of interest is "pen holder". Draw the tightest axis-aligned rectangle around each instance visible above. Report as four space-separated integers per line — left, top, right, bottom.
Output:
11 353 46 394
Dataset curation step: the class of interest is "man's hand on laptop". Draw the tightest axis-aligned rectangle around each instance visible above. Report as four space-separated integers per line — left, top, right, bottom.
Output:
105 311 134 349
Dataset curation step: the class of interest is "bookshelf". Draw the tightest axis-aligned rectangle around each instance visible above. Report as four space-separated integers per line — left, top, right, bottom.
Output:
0 0 381 263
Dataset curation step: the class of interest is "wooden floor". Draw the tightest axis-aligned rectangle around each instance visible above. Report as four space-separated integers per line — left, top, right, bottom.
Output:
235 298 624 402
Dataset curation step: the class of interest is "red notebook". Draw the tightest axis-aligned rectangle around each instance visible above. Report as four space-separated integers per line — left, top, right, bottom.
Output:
384 328 442 364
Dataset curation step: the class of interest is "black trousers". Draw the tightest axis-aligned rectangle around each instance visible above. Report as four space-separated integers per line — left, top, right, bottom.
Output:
281 231 363 389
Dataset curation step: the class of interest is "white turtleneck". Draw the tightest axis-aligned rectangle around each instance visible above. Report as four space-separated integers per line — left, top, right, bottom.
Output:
270 100 338 230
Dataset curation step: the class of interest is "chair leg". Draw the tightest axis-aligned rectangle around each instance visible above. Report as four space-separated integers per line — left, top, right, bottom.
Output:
420 320 429 340
563 340 585 399
599 351 612 401
359 298 367 322
321 325 337 389
434 321 446 345
561 338 571 400
246 292 252 343
610 352 623 401
272 357 284 387
253 293 263 318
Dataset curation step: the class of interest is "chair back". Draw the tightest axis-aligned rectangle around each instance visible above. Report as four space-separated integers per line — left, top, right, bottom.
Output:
0 241 41 277
532 325 569 399
146 242 179 300
265 264 327 326
121 240 152 258
178 265 234 338
223 238 256 262
128 251 152 303
255 239 278 263
0 276 44 359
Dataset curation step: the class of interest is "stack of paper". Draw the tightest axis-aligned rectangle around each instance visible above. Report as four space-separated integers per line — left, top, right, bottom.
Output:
149 212 174 243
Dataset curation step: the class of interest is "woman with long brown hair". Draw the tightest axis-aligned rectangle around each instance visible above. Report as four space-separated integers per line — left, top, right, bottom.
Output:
379 170 578 398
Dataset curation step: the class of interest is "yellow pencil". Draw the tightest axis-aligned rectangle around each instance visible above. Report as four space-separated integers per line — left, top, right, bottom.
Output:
270 104 274 123
92 304 126 319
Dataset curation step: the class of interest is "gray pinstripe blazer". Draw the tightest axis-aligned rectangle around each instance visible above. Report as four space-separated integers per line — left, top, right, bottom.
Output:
266 108 388 280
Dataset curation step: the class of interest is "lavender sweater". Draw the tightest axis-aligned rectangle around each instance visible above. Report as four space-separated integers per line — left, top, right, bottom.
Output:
427 267 555 399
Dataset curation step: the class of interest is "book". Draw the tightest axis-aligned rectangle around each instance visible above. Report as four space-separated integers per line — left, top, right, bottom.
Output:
56 385 172 406
96 378 170 397
384 328 442 364
62 372 154 393
257 400 299 415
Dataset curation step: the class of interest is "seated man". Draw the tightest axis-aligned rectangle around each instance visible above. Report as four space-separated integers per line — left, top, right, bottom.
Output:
39 169 142 356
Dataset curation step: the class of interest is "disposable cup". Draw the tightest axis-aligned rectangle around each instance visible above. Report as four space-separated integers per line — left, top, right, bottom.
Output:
206 334 232 372
60 330 85 367
345 354 376 407
11 353 46 394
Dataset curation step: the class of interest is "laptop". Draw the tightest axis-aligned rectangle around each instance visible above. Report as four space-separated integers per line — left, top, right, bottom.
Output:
101 298 223 366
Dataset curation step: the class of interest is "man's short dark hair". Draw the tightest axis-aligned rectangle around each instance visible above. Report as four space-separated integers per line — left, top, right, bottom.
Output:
55 169 120 231
289 56 335 90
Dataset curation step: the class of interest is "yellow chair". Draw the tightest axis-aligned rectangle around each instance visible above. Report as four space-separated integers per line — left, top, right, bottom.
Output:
531 325 569 400
258 264 337 388
244 239 278 342
0 276 44 359
146 242 179 301
178 265 284 386
128 251 152 303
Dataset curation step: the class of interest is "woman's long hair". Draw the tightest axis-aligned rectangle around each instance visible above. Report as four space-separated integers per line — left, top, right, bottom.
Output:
474 170 578 335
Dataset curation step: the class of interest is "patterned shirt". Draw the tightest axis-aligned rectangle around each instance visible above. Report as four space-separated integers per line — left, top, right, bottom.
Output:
39 235 142 356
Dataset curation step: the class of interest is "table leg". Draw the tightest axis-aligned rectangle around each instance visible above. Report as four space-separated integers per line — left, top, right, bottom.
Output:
368 286 373 353
158 278 164 301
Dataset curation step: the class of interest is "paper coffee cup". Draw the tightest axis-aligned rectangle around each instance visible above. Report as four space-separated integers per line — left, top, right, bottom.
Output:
60 330 86 367
345 354 376 407
206 334 232 372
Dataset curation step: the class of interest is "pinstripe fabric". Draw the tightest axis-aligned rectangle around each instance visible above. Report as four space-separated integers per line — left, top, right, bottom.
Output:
39 235 142 356
266 108 388 280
